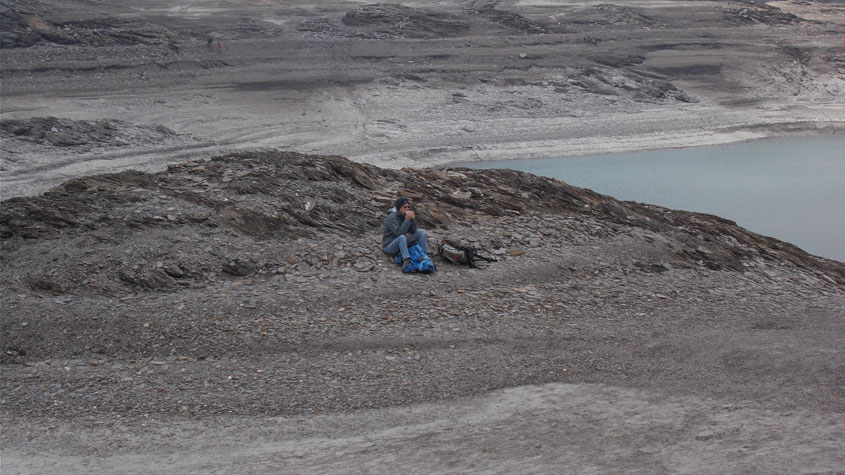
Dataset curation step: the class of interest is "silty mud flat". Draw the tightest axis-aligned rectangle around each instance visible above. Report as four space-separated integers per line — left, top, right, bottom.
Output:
2 0 844 197
1 1 844 473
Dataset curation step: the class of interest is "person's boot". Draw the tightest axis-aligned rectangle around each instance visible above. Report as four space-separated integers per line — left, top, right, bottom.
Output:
402 258 413 273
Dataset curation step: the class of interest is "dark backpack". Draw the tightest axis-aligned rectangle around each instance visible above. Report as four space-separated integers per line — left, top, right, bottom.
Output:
438 239 497 268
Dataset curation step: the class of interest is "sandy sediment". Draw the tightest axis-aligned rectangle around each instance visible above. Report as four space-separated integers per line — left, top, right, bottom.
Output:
2 0 844 197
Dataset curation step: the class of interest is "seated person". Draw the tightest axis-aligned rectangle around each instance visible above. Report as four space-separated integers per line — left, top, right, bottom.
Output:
382 197 429 272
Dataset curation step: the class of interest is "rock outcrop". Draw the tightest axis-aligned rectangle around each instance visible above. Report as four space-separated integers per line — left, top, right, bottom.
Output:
3 151 841 300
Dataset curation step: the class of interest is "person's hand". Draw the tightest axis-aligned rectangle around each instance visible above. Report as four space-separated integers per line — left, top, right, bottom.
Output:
405 210 415 220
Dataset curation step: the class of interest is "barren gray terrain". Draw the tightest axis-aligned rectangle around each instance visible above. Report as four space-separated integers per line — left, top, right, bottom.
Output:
1 1 844 474
3 0 844 197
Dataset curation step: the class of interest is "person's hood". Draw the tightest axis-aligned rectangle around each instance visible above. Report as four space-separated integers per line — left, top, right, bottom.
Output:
387 207 397 214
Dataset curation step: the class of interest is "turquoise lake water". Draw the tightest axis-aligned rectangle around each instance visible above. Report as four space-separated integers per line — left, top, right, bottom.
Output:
454 136 845 262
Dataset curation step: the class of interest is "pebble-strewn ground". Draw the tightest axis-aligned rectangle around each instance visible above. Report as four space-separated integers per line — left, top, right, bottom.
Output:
2 0 844 472
2 152 843 473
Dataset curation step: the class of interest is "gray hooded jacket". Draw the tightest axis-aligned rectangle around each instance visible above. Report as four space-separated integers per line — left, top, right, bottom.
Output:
382 207 417 248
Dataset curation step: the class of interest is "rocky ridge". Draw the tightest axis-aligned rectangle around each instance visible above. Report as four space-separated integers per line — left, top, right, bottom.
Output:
3 151 841 300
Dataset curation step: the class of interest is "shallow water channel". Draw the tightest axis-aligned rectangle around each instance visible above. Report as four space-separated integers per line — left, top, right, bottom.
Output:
454 136 845 262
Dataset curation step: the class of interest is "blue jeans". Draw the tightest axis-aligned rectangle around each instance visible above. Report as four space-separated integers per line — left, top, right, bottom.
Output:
383 230 428 261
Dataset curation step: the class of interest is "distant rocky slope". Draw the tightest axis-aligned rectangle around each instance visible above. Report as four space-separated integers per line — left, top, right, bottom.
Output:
0 0 182 48
1 117 177 148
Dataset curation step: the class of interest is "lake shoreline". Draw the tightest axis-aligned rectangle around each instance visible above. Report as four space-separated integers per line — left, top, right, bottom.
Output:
456 135 845 262
441 121 845 169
